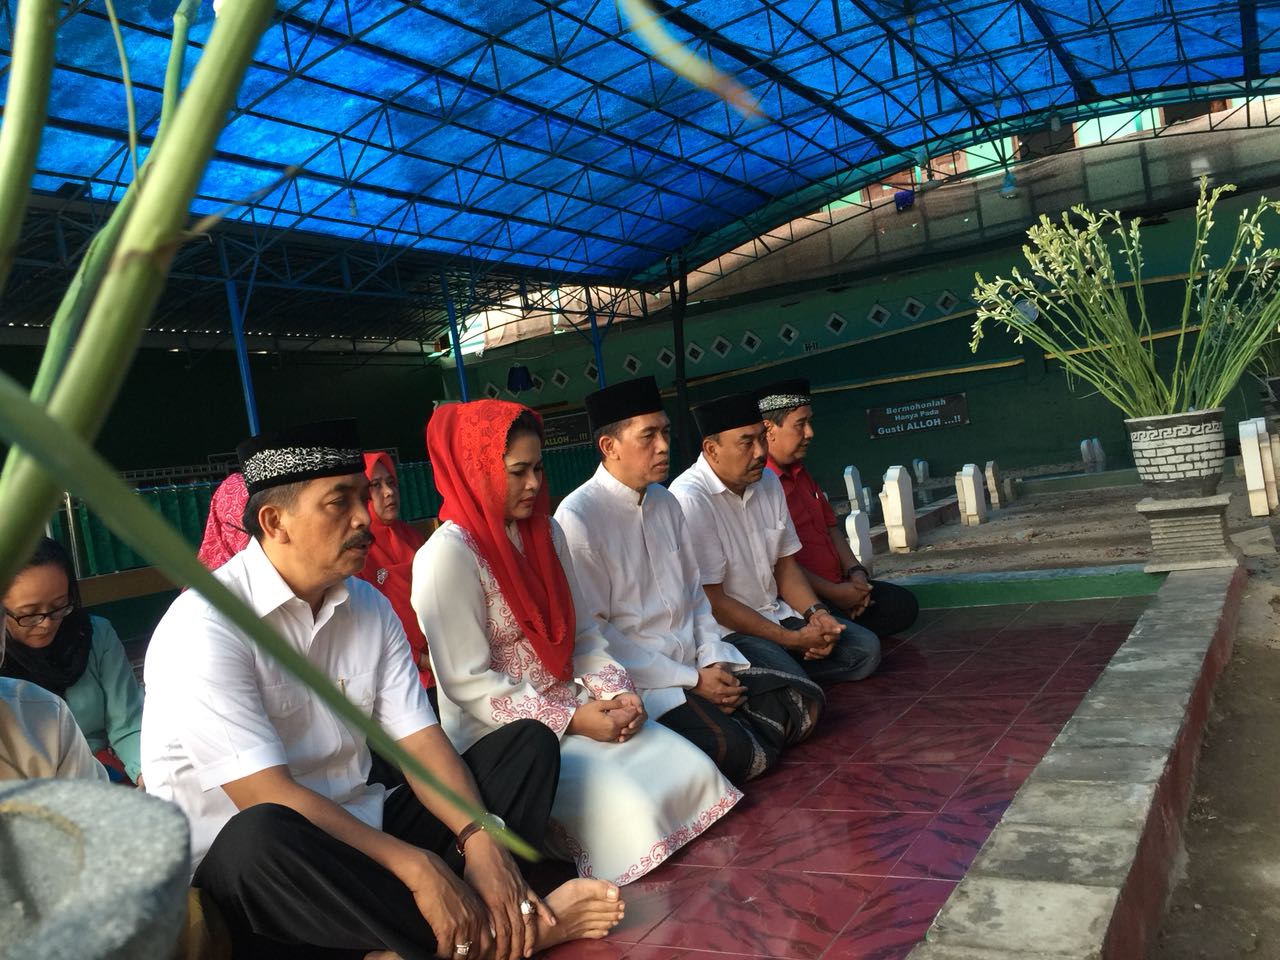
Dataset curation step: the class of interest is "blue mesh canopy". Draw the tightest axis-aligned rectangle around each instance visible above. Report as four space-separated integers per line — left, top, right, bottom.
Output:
10 0 1280 283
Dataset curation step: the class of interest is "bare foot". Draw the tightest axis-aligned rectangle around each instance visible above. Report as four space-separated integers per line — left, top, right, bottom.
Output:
364 952 400 960
533 878 625 950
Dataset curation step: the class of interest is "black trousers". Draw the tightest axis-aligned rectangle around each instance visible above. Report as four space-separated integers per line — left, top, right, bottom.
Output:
194 719 560 960
660 633 825 783
850 579 920 639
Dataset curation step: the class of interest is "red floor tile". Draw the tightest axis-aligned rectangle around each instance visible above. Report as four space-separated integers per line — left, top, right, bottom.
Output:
641 868 878 959
893 812 993 880
742 762 836 810
1044 661 1110 692
1018 691 1087 726
851 724 1008 765
941 763 1035 824
602 863 721 943
941 666 1056 696
984 723 1062 764
853 670 953 697
553 603 1140 960
803 763 973 814
895 695 1031 727
905 629 994 652
878 648 974 674
541 940 632 960
622 947 767 959
824 877 956 960
730 809 933 875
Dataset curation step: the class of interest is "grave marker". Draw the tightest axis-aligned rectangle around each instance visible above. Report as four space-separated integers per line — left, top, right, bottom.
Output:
842 465 867 512
1239 420 1271 517
880 466 918 553
955 463 988 526
844 509 874 575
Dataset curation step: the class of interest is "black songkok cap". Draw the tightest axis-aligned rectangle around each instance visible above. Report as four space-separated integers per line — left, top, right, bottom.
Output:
237 419 364 495
585 376 664 434
757 378 812 415
693 393 764 438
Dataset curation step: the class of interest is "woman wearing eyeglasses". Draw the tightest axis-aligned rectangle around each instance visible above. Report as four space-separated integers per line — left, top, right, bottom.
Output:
1 537 144 786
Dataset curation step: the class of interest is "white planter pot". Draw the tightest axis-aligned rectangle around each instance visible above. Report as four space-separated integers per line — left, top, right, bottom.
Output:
0 780 189 959
1124 408 1226 498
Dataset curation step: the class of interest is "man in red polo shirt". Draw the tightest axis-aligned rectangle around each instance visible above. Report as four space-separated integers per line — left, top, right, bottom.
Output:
760 379 919 639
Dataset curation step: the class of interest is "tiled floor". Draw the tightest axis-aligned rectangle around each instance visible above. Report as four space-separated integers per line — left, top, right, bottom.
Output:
544 595 1149 960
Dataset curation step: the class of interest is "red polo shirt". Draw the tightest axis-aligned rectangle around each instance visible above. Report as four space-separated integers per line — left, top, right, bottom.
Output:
765 456 843 583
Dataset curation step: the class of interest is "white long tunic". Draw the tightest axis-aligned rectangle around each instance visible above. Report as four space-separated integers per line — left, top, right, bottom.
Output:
554 464 748 720
412 519 741 885
0 678 108 782
669 454 805 635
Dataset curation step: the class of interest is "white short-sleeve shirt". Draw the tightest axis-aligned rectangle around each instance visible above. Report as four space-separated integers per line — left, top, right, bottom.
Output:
142 537 437 873
668 454 804 636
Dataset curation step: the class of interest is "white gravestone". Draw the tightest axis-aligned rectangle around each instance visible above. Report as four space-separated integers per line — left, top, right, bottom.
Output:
955 463 988 526
1081 439 1097 472
880 466 918 553
1239 420 1271 517
1252 418 1279 511
862 486 874 519
1270 432 1280 512
985 460 1004 509
844 509 874 576
912 458 930 486
1090 438 1107 472
843 465 867 512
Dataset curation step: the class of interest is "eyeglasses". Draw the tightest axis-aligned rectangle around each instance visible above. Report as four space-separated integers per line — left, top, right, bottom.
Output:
3 603 76 628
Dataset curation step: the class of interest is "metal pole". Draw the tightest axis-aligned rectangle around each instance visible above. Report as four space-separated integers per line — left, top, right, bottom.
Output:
62 491 83 579
225 279 261 435
585 288 607 388
440 269 469 401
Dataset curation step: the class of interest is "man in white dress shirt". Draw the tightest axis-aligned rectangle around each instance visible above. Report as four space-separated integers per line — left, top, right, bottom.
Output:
669 393 881 685
556 378 824 783
142 419 613 960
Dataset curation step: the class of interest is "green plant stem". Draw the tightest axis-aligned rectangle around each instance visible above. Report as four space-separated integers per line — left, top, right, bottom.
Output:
159 0 201 142
0 0 56 291
0 0 278 586
0 371 536 859
103 0 141 183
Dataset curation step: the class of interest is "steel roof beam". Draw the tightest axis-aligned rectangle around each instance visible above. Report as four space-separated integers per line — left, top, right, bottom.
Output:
643 0 900 154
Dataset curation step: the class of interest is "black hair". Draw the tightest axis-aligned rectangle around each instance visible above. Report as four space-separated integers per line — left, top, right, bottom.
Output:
241 480 309 541
20 537 82 609
506 409 544 451
762 407 793 427
592 417 633 462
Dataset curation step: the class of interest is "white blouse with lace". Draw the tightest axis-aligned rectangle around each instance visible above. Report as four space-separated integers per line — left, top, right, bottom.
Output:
412 519 741 884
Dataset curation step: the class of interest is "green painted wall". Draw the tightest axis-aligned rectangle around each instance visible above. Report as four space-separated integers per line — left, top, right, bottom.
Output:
0 347 444 470
454 192 1267 499
1 192 1268 494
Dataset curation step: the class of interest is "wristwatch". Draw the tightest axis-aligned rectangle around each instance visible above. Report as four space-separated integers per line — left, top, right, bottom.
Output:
846 563 868 579
802 602 830 621
455 814 506 857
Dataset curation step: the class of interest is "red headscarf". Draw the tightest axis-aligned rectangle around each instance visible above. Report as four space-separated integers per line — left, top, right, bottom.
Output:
357 452 432 689
426 400 575 681
197 472 250 571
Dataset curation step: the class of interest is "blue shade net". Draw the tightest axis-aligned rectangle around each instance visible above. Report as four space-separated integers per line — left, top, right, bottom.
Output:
15 0 1280 283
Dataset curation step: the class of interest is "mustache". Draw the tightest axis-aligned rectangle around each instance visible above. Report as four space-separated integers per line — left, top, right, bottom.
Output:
343 531 375 551
749 458 767 470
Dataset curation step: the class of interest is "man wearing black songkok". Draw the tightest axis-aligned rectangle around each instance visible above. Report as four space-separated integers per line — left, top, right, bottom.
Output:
669 394 881 688
556 378 824 782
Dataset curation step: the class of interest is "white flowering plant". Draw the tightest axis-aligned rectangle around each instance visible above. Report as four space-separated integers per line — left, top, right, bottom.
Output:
970 179 1280 418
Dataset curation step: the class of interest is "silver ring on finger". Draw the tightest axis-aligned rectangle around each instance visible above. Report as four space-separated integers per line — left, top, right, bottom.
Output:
454 942 472 957
520 898 535 917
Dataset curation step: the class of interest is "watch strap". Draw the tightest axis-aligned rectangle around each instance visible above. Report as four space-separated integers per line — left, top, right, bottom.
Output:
455 820 485 857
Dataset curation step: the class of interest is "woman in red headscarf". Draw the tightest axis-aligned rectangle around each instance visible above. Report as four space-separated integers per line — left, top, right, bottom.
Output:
197 472 249 571
413 400 740 886
357 452 435 705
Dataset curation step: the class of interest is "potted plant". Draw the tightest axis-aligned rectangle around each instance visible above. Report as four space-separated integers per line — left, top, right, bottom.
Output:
971 180 1280 498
